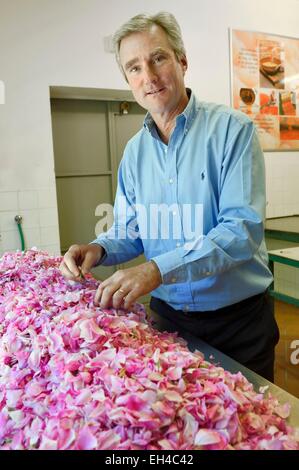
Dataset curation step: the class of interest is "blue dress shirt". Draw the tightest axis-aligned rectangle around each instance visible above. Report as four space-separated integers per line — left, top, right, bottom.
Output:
93 90 273 311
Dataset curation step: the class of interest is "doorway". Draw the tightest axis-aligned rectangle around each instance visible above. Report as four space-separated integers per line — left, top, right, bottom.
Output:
50 87 146 287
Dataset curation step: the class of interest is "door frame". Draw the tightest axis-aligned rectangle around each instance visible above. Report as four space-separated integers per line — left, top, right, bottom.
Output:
50 86 137 199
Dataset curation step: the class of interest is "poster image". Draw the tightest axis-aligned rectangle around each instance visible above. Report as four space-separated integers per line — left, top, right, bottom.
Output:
230 29 299 150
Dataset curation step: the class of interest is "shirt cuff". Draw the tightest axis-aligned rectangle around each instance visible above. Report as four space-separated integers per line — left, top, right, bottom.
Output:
151 247 188 284
89 240 109 266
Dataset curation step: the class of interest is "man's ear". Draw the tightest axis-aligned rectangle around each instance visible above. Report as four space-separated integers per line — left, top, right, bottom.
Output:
180 54 188 75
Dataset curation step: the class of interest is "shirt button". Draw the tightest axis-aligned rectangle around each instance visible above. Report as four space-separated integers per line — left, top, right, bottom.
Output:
169 178 174 184
171 277 176 283
173 211 177 216
184 305 190 311
176 242 181 247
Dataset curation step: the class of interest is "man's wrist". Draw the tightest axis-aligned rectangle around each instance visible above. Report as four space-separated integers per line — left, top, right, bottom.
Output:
89 243 105 266
149 259 162 283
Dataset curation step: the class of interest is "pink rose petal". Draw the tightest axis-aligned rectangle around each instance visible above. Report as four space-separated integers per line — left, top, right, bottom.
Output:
0 250 297 451
76 426 98 450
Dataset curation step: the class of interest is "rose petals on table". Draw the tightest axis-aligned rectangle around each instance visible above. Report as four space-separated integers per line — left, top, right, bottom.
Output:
0 249 298 450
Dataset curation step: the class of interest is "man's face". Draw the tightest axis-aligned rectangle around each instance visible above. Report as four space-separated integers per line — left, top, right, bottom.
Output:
119 25 188 116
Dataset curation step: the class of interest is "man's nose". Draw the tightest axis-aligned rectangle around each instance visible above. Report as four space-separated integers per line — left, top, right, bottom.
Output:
143 64 158 84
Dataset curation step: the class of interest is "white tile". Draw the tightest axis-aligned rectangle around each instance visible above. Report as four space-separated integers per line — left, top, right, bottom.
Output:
1 230 20 251
282 206 291 217
264 164 273 180
274 191 284 205
40 226 60 245
20 210 40 228
24 227 41 249
38 187 57 209
0 191 18 211
270 178 281 192
272 166 282 180
266 205 275 219
265 181 274 194
282 191 292 205
0 211 18 230
288 180 299 201
39 208 59 227
18 191 38 210
273 205 284 217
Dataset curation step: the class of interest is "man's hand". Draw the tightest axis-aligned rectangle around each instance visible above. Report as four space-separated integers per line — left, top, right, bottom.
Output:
60 244 103 281
94 261 162 310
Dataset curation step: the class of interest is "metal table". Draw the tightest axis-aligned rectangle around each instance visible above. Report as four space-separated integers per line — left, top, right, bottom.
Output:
149 310 299 428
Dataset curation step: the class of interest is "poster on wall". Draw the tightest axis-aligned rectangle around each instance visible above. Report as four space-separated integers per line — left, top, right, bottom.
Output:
230 29 299 151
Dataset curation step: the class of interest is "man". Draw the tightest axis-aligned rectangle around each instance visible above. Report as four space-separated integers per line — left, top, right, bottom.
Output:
60 12 279 381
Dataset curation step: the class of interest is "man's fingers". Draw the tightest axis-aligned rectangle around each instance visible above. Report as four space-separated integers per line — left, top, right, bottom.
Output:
123 290 137 311
94 282 115 308
59 260 80 281
94 277 110 305
99 286 115 309
92 262 160 311
112 286 130 309
94 282 132 309
62 247 81 278
94 284 104 306
81 246 102 275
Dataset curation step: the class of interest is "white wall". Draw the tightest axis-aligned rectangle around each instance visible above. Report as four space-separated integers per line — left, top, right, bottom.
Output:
0 0 299 255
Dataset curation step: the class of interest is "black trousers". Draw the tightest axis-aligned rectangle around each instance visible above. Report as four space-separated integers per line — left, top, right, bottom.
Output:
150 291 280 382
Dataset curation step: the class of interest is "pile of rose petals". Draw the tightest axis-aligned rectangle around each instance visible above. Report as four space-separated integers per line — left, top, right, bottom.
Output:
0 249 298 450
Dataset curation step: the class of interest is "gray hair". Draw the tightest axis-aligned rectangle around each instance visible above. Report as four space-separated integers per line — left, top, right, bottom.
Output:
113 12 186 76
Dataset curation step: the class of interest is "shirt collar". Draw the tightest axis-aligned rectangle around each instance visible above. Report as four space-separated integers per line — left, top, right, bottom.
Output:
143 88 198 137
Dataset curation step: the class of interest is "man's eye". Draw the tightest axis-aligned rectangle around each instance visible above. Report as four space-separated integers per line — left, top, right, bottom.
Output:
130 66 140 73
153 55 164 64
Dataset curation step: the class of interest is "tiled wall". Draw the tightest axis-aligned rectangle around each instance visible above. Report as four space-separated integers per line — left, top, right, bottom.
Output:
265 153 299 218
0 188 61 257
